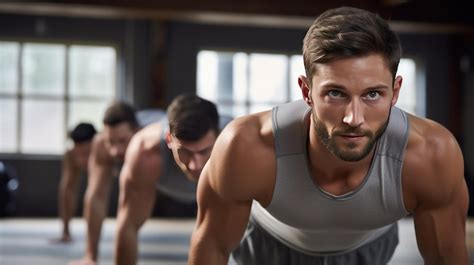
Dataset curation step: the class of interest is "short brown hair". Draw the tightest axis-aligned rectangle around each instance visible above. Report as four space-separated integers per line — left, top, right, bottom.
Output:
102 101 138 129
167 94 219 141
303 6 401 85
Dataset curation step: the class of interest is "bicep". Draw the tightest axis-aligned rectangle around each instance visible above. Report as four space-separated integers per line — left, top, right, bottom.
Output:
412 159 469 263
192 167 252 256
86 147 114 194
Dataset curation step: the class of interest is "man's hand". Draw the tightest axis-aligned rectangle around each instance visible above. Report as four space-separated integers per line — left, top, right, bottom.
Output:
48 234 72 244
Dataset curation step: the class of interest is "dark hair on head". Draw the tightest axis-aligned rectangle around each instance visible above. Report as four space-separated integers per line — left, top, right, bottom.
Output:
102 101 138 129
303 6 401 85
69 123 97 143
167 94 219 141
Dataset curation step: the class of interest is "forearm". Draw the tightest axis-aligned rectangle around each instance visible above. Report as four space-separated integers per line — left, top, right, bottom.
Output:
58 189 75 236
424 258 469 265
58 166 79 224
189 232 230 265
114 188 154 265
115 219 139 265
83 193 108 261
423 250 469 265
59 185 77 221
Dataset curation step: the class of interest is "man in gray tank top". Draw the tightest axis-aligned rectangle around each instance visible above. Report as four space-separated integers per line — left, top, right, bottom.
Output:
112 94 222 265
189 6 469 265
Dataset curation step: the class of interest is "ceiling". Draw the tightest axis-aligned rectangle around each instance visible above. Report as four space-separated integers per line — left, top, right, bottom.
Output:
0 0 472 33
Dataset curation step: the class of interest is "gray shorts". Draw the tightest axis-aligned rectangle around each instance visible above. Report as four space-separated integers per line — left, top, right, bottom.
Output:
231 220 399 265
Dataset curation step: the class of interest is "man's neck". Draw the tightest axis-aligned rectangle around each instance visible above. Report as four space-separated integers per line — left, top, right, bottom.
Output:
306 122 376 184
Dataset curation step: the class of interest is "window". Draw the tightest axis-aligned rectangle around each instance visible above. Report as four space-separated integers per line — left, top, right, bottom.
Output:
197 50 424 118
0 41 117 154
197 51 302 118
396 58 423 116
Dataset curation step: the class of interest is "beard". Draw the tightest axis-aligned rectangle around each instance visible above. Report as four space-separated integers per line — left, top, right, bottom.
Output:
313 110 390 162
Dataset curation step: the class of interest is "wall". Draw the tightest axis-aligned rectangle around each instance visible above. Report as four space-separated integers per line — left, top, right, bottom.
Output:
165 22 306 103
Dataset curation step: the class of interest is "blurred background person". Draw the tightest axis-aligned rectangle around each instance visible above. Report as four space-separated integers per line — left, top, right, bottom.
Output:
50 122 97 243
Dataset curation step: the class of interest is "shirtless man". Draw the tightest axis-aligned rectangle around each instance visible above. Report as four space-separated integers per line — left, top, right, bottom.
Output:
51 122 96 243
70 101 139 265
114 94 220 265
189 6 469 265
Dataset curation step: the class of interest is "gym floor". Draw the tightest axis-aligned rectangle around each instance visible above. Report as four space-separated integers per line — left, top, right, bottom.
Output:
0 217 472 265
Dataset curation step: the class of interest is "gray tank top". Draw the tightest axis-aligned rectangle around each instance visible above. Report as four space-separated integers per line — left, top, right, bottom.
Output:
251 100 409 255
156 119 197 203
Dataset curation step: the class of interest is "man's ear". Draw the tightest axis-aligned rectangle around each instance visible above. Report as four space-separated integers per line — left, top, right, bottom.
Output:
391 75 403 107
298 75 312 106
166 132 173 149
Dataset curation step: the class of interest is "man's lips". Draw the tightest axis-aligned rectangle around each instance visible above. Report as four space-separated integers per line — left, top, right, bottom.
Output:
337 134 366 141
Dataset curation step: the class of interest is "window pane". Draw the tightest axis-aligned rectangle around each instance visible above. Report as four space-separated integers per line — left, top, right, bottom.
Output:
0 99 18 152
216 105 234 119
22 43 65 96
197 50 218 102
230 104 248 118
216 103 247 119
233 52 248 104
68 100 110 131
396 58 417 115
290 55 305 101
69 46 116 98
249 53 288 103
21 99 64 154
0 42 19 94
249 104 273 114
215 52 234 101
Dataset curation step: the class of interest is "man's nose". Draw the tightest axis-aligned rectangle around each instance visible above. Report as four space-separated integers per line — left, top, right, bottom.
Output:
188 154 205 171
342 99 365 127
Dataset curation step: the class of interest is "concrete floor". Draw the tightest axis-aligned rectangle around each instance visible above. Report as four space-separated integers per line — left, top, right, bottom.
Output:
0 217 470 265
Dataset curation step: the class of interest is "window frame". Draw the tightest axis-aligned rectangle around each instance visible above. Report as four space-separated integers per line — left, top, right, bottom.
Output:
0 38 119 156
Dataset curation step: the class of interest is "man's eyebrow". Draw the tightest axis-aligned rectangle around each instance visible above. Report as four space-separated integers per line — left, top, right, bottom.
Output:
178 145 213 153
320 82 390 91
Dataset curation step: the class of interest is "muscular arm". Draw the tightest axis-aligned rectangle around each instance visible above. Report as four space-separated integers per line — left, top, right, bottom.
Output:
189 167 252 264
189 115 274 264
115 138 161 265
406 120 469 265
82 138 114 262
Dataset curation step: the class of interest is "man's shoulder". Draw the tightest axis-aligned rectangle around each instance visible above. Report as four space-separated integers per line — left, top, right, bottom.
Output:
129 126 163 155
405 114 460 162
208 111 276 203
63 149 79 169
403 114 464 209
91 131 106 144
89 132 114 162
135 122 164 141
217 111 274 154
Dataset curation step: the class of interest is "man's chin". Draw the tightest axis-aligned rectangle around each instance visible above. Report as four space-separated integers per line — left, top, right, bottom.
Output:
333 146 372 162
185 172 200 182
336 153 366 162
110 154 125 162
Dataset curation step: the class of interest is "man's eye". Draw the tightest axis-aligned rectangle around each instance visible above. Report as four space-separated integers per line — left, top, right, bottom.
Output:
199 147 213 156
366 91 381 100
328 90 342 98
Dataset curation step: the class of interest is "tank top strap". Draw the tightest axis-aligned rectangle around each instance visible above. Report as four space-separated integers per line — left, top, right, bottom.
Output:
272 100 311 157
